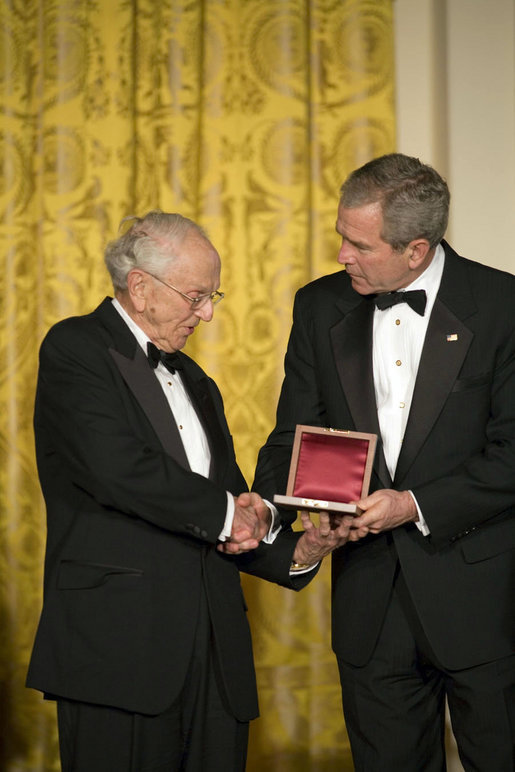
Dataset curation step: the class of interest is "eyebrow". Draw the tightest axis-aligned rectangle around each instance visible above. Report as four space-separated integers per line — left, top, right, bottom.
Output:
335 225 370 251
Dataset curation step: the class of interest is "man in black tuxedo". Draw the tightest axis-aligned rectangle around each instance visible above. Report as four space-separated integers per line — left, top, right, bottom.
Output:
254 154 515 771
27 211 351 771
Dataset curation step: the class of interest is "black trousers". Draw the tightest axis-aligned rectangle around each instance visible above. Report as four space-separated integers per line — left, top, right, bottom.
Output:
57 591 249 772
337 569 515 772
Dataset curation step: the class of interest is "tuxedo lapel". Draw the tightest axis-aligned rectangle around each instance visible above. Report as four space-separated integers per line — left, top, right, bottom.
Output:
93 298 191 469
179 364 228 483
110 343 228 482
109 347 191 469
330 296 391 488
394 248 476 485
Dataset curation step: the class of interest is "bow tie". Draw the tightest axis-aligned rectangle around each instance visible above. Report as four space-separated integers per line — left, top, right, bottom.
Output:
147 342 183 374
374 289 427 316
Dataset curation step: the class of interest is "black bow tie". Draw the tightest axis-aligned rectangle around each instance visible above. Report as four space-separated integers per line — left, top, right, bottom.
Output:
147 342 183 374
374 289 427 316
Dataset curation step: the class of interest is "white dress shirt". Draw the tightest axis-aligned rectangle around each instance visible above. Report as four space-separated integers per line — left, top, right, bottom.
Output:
372 243 445 534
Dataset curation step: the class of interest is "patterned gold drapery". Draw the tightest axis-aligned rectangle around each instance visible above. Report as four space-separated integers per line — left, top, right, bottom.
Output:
0 1 395 769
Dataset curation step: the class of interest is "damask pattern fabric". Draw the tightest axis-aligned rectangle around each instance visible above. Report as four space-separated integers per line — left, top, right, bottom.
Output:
0 1 394 769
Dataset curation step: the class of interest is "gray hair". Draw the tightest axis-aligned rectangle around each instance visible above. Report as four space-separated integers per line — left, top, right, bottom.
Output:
104 210 209 291
339 153 450 251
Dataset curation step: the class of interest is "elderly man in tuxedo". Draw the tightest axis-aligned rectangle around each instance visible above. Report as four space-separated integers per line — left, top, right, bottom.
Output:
254 154 515 771
27 211 351 772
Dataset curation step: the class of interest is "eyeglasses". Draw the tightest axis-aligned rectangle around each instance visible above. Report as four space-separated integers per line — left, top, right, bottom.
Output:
145 271 224 310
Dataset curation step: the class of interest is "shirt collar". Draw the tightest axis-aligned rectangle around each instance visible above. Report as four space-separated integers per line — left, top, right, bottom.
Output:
374 242 445 319
404 242 445 309
111 296 151 354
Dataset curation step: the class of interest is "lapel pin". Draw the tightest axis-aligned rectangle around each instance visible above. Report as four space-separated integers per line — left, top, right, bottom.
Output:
446 333 458 342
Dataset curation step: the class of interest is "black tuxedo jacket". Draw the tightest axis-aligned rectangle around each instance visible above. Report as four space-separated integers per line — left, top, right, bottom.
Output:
27 298 310 720
254 242 515 670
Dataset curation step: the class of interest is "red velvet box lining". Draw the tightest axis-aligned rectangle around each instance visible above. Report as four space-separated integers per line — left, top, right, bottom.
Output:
292 431 369 503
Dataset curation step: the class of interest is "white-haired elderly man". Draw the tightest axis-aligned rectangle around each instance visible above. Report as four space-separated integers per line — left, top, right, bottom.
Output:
27 210 351 772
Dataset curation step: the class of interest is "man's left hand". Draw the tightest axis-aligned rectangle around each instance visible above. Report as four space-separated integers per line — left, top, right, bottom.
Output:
349 489 418 540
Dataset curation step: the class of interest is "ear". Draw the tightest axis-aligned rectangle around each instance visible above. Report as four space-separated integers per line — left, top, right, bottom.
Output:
407 239 432 270
126 269 148 312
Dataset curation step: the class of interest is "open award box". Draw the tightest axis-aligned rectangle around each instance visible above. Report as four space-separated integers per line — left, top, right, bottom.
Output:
273 425 377 514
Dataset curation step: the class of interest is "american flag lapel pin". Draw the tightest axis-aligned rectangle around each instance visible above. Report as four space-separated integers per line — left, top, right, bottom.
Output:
446 333 458 342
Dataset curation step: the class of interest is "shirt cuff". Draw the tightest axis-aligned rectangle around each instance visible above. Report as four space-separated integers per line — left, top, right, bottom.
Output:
261 500 282 544
289 561 319 575
218 492 235 542
409 490 430 536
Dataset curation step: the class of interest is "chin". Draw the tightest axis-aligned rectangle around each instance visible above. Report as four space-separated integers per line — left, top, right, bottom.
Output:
351 280 371 295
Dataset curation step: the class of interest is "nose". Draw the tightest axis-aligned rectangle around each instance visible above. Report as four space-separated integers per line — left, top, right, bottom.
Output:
194 299 214 322
338 240 355 266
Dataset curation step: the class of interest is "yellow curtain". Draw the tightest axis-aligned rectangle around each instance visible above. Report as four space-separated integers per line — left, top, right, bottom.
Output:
0 1 395 769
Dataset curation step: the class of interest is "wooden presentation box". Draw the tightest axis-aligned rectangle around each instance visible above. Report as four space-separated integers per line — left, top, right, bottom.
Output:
273 425 377 515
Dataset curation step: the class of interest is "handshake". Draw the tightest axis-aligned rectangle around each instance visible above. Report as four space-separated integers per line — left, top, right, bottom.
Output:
217 492 273 555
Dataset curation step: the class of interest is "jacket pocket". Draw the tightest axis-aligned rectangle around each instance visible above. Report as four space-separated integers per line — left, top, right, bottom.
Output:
452 372 491 392
57 559 143 589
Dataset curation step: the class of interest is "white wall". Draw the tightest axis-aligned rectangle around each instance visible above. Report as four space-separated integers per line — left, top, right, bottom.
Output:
394 0 515 273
